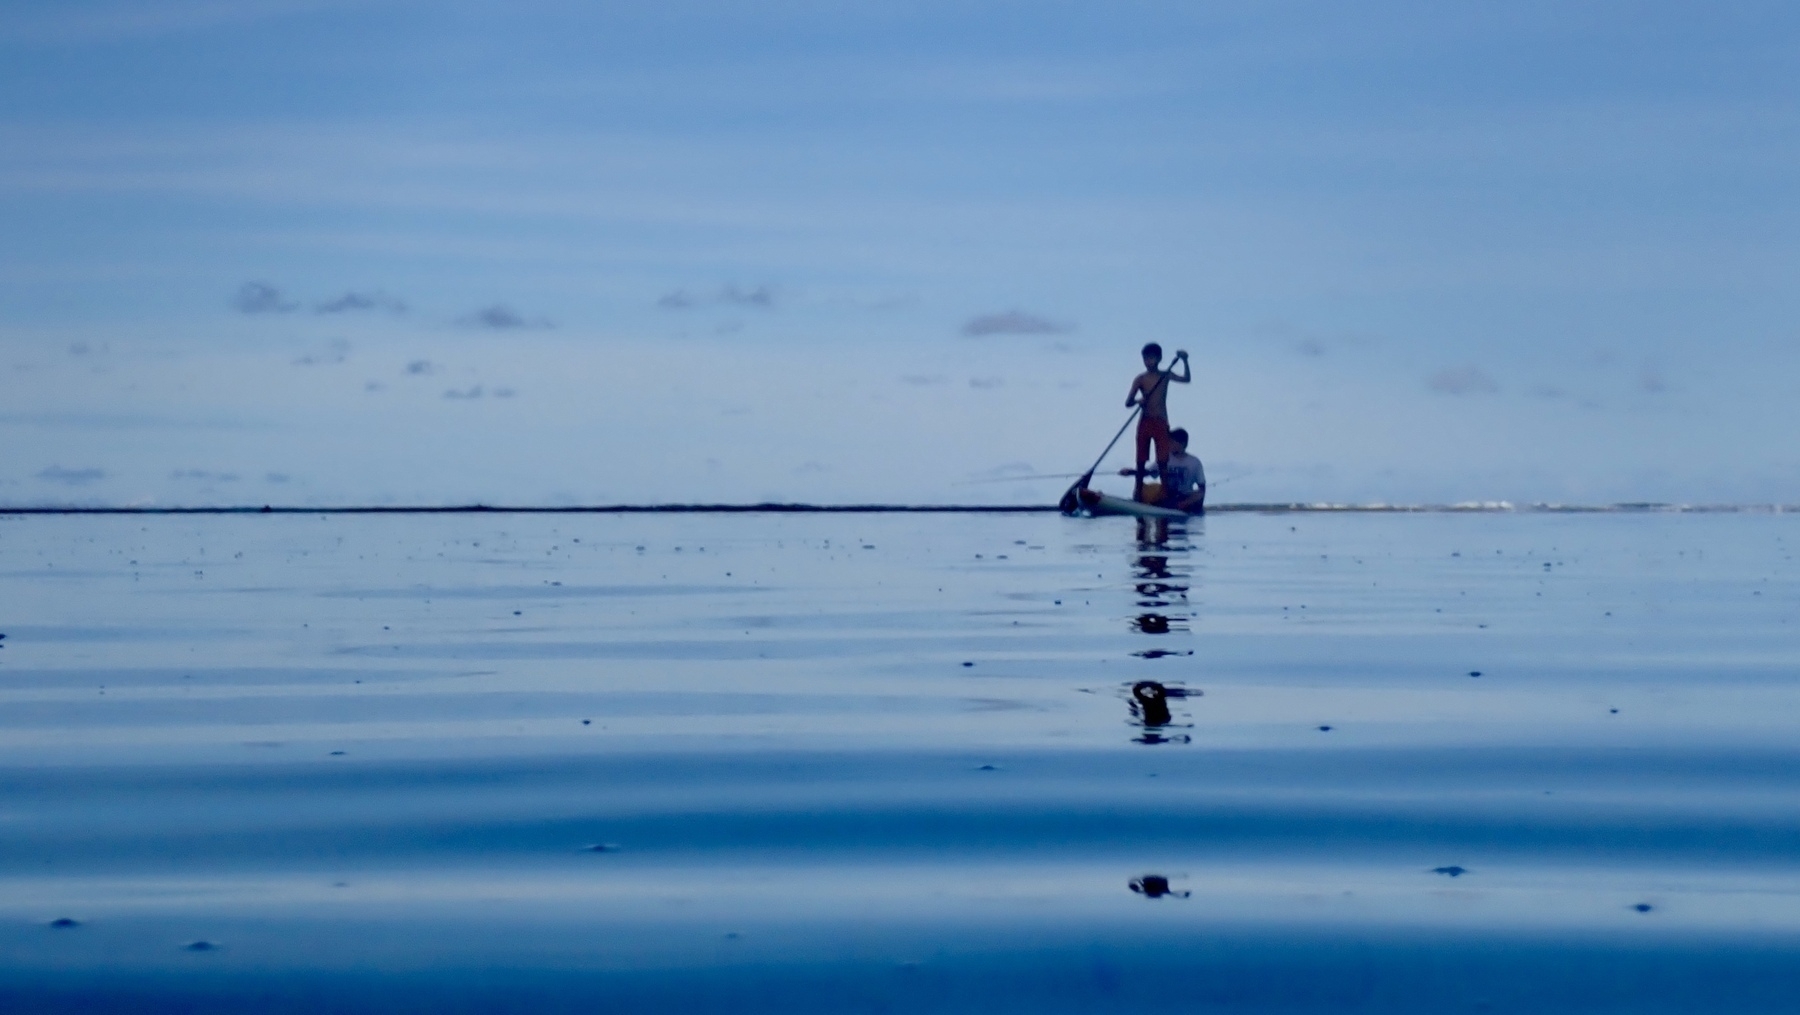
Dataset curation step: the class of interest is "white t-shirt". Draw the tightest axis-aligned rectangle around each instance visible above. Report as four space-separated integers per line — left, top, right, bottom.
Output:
1162 452 1205 494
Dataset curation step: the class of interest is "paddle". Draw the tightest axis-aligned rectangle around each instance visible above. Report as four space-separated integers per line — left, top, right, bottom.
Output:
1057 405 1143 513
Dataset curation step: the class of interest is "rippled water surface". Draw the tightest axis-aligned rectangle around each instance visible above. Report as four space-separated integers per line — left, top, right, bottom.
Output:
2 510 1797 1012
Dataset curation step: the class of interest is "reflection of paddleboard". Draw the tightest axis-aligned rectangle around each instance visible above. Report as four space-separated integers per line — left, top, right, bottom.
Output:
1068 488 1190 520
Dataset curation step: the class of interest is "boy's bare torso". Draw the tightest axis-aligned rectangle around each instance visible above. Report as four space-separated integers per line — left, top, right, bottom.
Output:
1129 371 1172 419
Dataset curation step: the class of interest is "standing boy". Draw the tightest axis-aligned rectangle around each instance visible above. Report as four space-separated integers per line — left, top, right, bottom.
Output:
1125 343 1190 501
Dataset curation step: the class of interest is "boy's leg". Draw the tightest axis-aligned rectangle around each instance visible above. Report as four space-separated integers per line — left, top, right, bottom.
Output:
1151 423 1173 476
1133 421 1152 500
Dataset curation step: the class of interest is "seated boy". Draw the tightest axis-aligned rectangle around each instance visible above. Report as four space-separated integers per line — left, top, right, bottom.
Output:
1160 428 1206 513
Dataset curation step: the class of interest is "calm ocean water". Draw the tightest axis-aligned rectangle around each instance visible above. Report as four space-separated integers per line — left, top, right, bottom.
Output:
1 510 1797 1012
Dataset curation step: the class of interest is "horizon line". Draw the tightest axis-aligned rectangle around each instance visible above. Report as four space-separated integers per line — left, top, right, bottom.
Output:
1 501 1795 516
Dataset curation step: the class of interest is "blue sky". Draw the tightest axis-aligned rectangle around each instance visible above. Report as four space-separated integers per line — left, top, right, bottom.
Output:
2 0 1796 506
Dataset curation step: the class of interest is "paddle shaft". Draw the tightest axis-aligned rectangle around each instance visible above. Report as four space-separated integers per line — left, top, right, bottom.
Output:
1075 404 1142 489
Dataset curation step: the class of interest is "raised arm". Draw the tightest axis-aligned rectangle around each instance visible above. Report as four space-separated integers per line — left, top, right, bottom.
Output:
1169 350 1192 383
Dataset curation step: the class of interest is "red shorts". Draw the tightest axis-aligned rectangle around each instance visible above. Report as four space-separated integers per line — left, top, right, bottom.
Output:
1136 415 1172 466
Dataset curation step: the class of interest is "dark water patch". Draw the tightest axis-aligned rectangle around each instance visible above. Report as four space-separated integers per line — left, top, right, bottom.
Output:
332 636 1058 662
0 690 986 729
9 778 1800 868
1131 614 1176 635
4 934 1800 1013
0 667 467 689
1130 681 1173 727
1131 556 1183 581
7 746 1800 806
1129 874 1189 899
0 626 250 644
1123 681 1198 745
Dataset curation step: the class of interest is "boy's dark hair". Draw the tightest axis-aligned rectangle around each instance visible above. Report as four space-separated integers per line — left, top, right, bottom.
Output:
1141 342 1162 359
1171 428 1189 446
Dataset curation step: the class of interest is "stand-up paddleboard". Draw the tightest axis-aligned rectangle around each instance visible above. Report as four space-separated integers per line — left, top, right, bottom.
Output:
1067 487 1191 520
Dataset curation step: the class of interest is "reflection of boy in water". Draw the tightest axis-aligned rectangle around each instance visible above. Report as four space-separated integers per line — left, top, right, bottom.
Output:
1159 428 1206 514
1126 343 1190 500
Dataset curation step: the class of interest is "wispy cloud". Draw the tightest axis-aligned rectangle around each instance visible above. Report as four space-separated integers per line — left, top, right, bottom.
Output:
968 376 1004 389
900 373 948 386
37 465 105 485
405 360 435 375
719 284 775 308
459 304 552 330
293 338 350 366
232 280 296 314
170 469 239 482
961 309 1068 337
1427 366 1499 395
658 284 778 310
316 290 406 314
1639 364 1667 394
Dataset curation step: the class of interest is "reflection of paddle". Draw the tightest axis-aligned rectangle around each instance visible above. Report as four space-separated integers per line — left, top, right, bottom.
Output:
1057 365 1176 513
